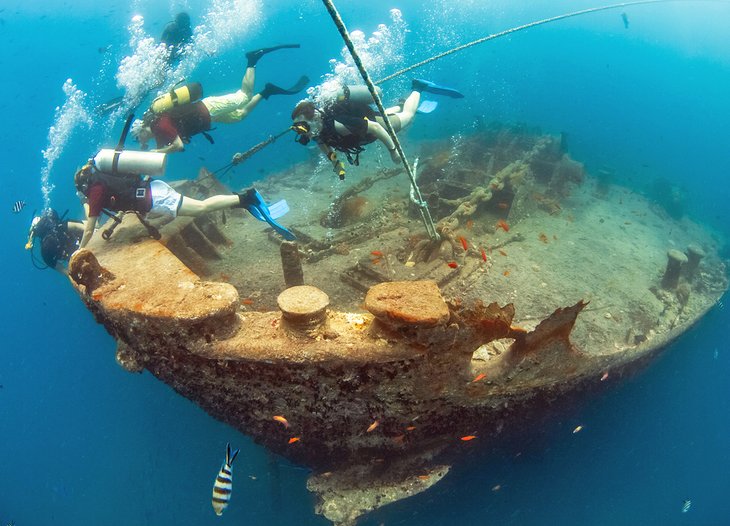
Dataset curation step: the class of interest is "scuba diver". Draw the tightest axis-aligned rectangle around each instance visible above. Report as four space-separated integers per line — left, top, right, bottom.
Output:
73 148 295 249
95 12 195 117
290 79 463 180
25 208 85 272
131 44 309 153
160 12 193 63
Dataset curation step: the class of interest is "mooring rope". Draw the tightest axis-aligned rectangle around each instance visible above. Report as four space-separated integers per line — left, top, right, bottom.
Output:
375 0 728 84
320 0 440 242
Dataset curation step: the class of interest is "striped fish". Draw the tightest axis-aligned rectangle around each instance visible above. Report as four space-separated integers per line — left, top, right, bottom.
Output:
12 200 26 214
212 442 239 516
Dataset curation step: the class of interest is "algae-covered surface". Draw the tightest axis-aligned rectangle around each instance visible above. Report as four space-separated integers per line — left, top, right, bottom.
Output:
187 125 727 357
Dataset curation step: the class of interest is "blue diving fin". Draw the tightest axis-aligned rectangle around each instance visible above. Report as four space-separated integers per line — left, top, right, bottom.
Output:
242 190 296 241
412 79 464 99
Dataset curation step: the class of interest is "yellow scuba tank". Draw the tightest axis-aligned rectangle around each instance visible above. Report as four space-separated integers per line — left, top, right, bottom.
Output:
150 82 203 114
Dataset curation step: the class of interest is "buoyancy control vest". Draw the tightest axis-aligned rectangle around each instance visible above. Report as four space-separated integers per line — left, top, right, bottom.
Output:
318 100 377 165
88 171 152 213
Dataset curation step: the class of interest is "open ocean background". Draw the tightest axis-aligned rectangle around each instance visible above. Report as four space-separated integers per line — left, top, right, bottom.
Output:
1 0 729 524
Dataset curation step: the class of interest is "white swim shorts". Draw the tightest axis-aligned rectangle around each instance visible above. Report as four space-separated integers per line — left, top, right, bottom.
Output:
202 90 251 123
150 180 182 217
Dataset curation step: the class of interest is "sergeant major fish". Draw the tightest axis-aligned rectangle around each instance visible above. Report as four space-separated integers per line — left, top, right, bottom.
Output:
12 200 26 213
682 499 692 513
212 443 239 516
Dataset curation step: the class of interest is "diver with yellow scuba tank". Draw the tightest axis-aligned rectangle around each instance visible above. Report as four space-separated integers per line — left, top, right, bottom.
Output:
131 44 309 154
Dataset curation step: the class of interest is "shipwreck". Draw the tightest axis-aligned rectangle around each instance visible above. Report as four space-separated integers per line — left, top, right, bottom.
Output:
68 124 728 525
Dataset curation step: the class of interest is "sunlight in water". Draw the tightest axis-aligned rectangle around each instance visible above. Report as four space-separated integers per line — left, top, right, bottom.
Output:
311 8 408 105
113 0 263 115
115 15 171 110
40 79 93 208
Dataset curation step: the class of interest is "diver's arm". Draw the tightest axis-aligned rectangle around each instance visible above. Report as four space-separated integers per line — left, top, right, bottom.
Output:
366 120 400 163
153 135 185 153
318 142 346 180
79 216 99 249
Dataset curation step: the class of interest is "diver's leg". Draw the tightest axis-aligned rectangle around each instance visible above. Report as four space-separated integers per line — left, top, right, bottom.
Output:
241 67 255 98
397 91 421 130
178 195 239 216
378 91 420 133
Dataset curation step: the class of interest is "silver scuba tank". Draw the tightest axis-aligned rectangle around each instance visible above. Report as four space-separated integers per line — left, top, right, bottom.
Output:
93 149 167 176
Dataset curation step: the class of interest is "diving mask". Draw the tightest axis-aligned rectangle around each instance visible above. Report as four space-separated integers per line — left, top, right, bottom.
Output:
292 121 311 145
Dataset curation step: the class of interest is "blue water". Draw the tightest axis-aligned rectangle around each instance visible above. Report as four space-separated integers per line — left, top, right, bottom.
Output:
2 1 729 524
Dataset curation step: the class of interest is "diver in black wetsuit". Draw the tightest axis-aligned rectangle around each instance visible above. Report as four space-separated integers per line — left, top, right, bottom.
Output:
96 12 194 117
160 12 193 63
25 208 84 272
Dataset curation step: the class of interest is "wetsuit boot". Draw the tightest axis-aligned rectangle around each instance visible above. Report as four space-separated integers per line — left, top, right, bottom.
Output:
246 44 300 67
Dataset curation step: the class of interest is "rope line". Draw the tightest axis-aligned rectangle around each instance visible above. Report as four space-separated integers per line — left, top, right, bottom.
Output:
321 0 440 241
375 0 727 84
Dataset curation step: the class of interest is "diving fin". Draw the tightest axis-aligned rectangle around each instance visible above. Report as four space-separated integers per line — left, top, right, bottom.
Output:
416 100 438 114
411 79 464 99
246 44 301 67
267 199 290 220
260 76 310 99
239 189 296 240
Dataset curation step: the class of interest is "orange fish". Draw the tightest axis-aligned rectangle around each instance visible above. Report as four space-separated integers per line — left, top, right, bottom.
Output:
573 425 583 434
503 270 510 277
480 247 488 262
418 475 430 480
366 421 379 433
496 219 510 232
288 437 300 444
447 261 458 269
406 426 416 432
498 249 508 256
497 202 509 210
472 373 487 383
539 232 549 243
371 258 381 265
371 250 383 256
460 435 477 441
466 219 474 230
242 298 254 305
600 371 609 381
459 236 468 251
273 415 290 428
